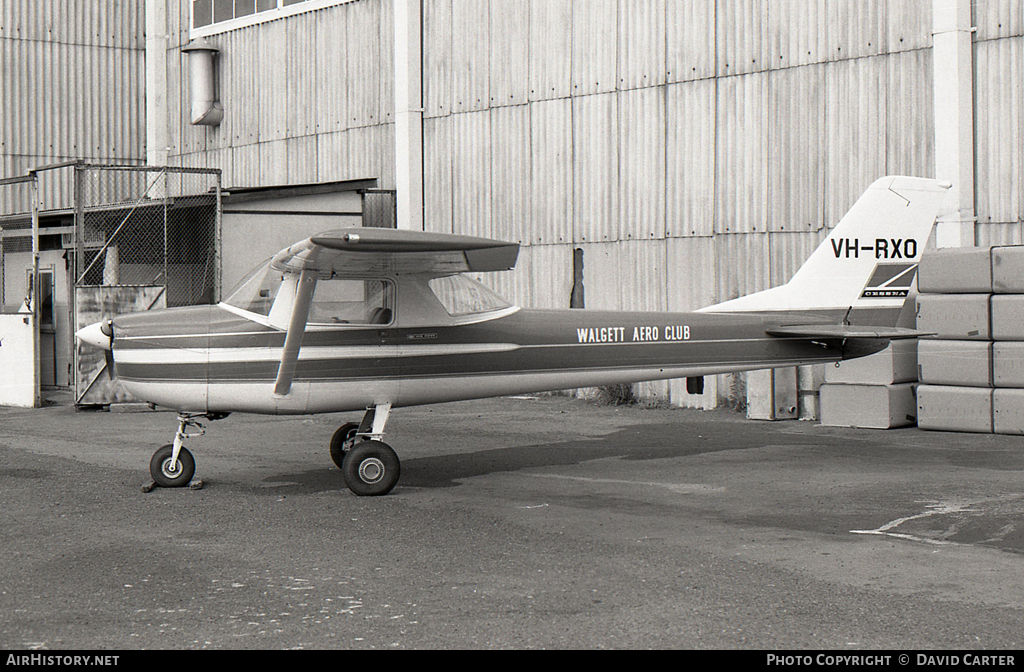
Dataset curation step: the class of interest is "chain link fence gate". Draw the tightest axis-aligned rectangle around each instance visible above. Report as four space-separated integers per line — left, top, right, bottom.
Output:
74 164 221 406
361 189 397 228
0 173 39 311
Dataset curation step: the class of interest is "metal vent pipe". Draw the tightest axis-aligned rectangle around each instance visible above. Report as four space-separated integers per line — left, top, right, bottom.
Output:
182 38 224 126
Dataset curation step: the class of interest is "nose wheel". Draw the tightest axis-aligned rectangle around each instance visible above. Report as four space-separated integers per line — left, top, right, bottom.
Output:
150 444 196 488
143 412 228 492
332 404 400 496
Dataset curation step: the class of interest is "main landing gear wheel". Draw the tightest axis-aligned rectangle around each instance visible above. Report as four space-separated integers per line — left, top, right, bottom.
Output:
150 444 196 488
342 441 400 497
329 422 360 470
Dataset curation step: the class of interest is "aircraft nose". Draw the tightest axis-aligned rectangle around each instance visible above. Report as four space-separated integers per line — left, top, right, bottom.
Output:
76 320 113 351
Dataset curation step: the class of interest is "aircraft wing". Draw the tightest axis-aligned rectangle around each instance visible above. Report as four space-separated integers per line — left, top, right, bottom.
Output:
271 228 520 277
267 228 518 398
765 325 928 340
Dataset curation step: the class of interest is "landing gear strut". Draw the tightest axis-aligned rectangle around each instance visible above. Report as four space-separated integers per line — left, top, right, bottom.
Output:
145 412 228 491
332 403 400 497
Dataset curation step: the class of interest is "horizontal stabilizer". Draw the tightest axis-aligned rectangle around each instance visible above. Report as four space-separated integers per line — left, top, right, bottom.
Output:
766 325 929 340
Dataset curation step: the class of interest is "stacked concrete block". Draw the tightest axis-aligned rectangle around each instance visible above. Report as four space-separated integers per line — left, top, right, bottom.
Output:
818 339 919 429
818 274 920 428
916 246 1024 434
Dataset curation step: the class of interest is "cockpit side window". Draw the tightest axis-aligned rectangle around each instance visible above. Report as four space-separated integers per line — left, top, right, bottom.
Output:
309 277 395 325
428 274 512 317
222 260 281 317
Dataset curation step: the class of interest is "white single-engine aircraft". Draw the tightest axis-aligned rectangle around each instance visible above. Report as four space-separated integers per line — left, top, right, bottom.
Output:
77 176 949 496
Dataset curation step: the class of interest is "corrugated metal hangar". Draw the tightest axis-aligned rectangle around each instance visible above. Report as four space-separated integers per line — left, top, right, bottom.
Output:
1 0 1023 414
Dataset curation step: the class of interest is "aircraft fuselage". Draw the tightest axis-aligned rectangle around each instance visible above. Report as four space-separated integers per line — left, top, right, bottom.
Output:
109 303 858 415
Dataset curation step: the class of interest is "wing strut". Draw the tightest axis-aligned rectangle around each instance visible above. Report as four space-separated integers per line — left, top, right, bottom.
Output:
274 269 317 397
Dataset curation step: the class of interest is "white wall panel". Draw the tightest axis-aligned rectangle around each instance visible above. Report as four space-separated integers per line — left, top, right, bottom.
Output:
768 230 826 289
490 0 530 106
377 0 395 126
666 80 716 237
517 243 574 309
618 0 667 90
824 55 888 228
0 0 144 218
316 7 348 134
666 0 715 82
345 0 386 127
316 130 346 183
287 12 320 138
423 0 453 118
451 0 489 113
529 99 574 245
529 0 572 101
347 123 395 191
490 105 531 244
717 0 770 77
618 239 669 312
715 72 769 234
886 0 932 52
768 64 825 233
423 115 454 234
976 222 1024 247
573 93 620 243
974 0 1024 41
576 242 622 310
258 139 288 184
666 236 718 311
258 20 289 143
770 0 829 67
451 111 491 239
230 142 262 188
619 87 666 240
974 36 1024 226
884 48 934 178
824 0 886 60
572 0 619 96
286 135 319 185
715 232 770 305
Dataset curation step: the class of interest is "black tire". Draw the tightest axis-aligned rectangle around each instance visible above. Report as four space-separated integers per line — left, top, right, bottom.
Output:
150 444 196 488
329 422 360 469
342 441 400 496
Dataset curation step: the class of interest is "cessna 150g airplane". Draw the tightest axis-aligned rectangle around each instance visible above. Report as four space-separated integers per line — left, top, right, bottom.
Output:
77 176 949 496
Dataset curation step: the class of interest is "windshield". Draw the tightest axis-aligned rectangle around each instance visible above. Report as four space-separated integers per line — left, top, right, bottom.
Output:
222 260 282 316
428 274 513 317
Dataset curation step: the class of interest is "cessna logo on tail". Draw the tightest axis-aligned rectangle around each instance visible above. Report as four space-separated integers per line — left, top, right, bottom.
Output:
860 263 918 298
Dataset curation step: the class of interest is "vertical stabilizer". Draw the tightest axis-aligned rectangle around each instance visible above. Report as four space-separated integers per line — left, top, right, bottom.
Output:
701 176 951 323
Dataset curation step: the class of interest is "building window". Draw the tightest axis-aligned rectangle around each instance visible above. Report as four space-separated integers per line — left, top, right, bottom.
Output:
191 0 354 36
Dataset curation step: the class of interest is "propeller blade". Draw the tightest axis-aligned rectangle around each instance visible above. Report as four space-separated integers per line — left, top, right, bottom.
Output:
104 347 116 380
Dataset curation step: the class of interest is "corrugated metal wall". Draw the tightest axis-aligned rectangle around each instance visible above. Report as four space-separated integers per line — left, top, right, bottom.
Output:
973 0 1024 245
0 0 146 210
415 0 943 408
167 0 395 189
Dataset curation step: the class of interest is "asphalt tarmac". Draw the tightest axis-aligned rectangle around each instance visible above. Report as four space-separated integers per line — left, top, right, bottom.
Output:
1 393 1023 650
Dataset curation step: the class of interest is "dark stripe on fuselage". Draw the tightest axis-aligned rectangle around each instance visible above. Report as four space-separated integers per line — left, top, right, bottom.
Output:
113 306 845 384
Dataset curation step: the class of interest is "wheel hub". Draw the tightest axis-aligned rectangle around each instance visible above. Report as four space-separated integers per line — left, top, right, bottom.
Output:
161 458 182 478
358 457 385 484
